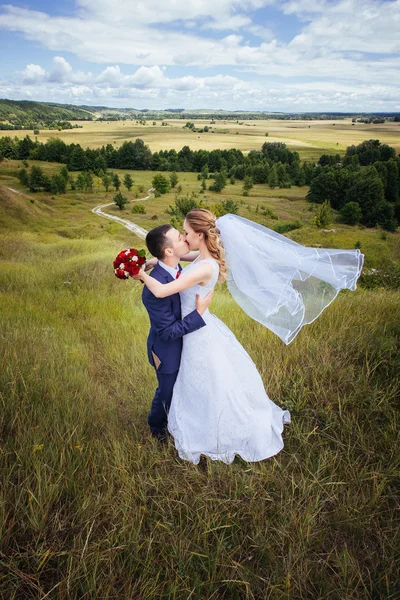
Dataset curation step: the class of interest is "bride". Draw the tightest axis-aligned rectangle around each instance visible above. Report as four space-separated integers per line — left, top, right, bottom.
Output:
135 208 363 464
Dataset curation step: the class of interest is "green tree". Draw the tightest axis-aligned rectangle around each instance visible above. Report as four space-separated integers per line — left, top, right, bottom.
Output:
41 175 52 193
60 166 69 182
386 159 399 203
29 165 45 192
345 167 386 227
169 172 178 188
85 172 93 192
18 168 29 187
76 171 93 192
116 139 152 169
152 173 170 194
114 191 129 210
112 173 121 191
209 171 226 193
102 174 112 192
306 169 338 205
201 165 209 180
123 173 134 191
296 168 306 186
276 163 288 187
50 173 67 194
340 202 362 225
268 165 278 189
242 175 253 194
94 155 107 175
68 145 87 171
17 135 35 159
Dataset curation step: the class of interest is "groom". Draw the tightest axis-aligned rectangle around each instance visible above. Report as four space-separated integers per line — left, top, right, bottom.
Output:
141 224 212 441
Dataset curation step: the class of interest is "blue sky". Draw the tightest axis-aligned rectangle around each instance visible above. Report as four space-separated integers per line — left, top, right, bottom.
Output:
0 0 399 111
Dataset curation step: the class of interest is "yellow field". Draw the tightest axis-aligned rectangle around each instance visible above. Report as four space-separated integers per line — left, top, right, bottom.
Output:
2 119 400 161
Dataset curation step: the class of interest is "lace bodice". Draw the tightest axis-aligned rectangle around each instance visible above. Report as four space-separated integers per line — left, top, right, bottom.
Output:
179 258 219 319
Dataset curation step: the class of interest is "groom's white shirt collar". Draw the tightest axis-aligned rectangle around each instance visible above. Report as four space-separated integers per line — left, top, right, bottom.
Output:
158 260 180 279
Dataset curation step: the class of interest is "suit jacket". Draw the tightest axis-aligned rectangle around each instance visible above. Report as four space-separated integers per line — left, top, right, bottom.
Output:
141 262 205 374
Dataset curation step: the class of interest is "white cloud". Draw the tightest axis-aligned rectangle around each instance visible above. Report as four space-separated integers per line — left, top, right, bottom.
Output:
127 66 166 89
4 59 399 111
20 63 46 84
0 0 399 110
49 56 73 82
97 65 122 85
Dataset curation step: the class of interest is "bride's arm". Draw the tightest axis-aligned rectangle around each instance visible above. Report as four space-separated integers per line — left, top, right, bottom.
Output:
144 250 200 271
144 251 200 271
180 250 200 262
134 263 213 298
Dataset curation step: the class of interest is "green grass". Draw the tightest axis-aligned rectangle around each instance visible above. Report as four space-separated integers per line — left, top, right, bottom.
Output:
1 160 399 598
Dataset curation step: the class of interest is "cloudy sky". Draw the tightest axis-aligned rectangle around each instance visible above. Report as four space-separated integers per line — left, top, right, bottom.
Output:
0 0 399 111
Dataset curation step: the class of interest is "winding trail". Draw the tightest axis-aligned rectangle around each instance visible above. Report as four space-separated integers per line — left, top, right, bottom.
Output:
91 187 155 240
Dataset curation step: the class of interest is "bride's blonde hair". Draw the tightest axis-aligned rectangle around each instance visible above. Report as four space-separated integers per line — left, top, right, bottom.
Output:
185 208 227 283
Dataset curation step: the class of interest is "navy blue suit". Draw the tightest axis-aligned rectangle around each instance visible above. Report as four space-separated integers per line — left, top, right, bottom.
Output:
142 263 205 435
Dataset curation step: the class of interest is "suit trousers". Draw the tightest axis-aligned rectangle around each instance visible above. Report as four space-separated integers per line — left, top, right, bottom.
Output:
148 369 178 435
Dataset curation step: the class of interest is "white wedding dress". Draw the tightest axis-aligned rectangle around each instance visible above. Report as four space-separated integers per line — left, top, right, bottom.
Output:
167 257 291 465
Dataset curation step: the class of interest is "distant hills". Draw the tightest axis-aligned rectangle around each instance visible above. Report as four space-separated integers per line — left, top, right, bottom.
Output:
0 99 95 122
0 98 399 124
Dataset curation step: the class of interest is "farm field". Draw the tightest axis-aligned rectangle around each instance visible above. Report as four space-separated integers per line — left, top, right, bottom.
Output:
1 118 400 162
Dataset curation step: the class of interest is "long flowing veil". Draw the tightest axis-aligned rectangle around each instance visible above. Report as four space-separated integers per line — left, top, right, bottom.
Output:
216 214 364 344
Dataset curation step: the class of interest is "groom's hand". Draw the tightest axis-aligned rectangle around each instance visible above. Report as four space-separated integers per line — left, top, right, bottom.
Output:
196 290 214 316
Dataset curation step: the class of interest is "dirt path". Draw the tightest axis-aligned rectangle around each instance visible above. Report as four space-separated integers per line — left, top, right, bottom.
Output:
91 188 154 240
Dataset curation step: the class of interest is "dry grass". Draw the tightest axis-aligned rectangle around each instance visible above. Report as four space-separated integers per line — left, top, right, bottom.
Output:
1 119 399 161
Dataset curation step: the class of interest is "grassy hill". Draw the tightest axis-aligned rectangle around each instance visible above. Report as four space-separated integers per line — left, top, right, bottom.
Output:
0 159 399 598
0 99 95 123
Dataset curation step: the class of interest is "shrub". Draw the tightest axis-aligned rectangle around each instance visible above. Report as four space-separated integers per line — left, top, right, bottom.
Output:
313 201 333 228
132 203 146 214
273 221 302 234
360 261 400 290
166 192 199 222
261 206 278 219
213 199 239 217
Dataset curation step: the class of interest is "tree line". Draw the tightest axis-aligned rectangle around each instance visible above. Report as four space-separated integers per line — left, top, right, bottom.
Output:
308 140 399 231
0 135 310 182
1 135 399 230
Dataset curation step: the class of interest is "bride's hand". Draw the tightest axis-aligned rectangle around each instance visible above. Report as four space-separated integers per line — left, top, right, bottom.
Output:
132 267 145 282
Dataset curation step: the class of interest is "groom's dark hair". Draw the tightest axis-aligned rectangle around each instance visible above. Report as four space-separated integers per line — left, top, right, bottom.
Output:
146 224 173 259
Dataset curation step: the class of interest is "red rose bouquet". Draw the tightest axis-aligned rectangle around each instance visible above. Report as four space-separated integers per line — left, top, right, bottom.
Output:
113 248 146 279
